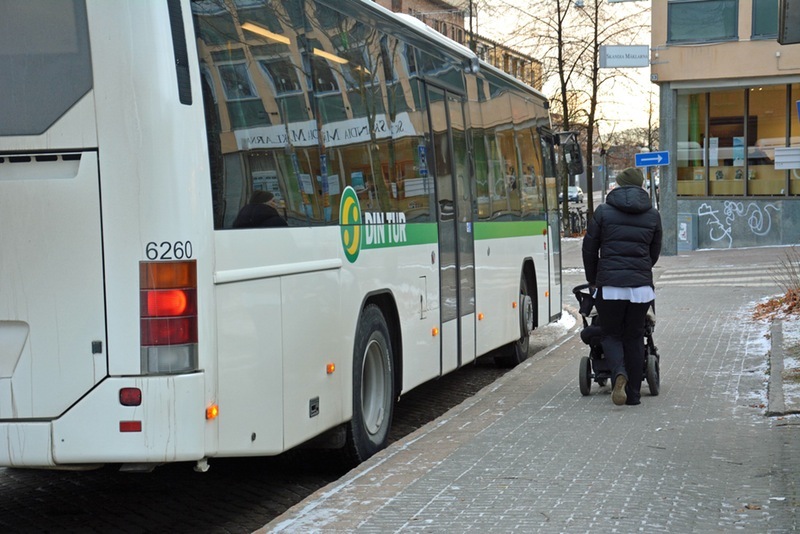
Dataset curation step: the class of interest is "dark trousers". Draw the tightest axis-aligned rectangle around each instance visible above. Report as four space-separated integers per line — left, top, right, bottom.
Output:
595 291 651 403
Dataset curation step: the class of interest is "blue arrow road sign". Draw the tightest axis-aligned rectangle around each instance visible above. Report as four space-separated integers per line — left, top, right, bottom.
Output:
635 151 670 168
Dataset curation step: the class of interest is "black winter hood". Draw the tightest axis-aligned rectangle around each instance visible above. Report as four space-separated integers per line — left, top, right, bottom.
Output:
606 185 652 215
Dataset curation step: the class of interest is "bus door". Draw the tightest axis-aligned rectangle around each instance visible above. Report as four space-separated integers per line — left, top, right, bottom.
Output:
426 85 476 375
539 129 562 321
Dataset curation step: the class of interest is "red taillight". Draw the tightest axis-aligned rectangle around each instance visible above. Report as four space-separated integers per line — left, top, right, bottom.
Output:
139 261 197 347
141 317 197 346
119 387 142 406
142 289 196 317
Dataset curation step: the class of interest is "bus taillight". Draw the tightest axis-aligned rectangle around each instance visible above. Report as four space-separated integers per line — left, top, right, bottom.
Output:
139 261 198 374
144 289 196 317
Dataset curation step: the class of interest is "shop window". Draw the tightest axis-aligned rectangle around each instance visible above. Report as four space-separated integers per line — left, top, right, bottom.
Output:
748 86 786 195
678 86 797 198
677 92 707 196
668 0 738 43
752 0 779 38
706 90 746 195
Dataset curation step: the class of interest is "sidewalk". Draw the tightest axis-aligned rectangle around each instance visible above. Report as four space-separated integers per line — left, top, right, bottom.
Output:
261 245 800 533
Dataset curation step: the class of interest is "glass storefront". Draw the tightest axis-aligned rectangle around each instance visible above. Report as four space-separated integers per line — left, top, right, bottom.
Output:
748 85 786 195
677 83 798 197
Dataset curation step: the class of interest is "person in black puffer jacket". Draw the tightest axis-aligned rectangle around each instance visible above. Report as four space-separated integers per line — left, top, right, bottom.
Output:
582 167 662 406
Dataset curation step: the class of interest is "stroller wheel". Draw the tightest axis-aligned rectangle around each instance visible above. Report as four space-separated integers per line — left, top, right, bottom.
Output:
646 353 660 396
597 378 608 387
579 356 592 396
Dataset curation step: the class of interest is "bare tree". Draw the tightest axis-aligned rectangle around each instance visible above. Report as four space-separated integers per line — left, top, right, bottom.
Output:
473 0 651 221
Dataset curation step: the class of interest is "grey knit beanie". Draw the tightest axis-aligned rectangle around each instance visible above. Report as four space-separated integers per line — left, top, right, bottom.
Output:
615 167 644 187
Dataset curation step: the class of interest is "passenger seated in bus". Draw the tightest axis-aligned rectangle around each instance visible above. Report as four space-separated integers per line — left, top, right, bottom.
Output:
232 190 288 228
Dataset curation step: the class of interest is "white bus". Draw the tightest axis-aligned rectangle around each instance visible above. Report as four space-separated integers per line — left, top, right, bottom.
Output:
0 0 569 471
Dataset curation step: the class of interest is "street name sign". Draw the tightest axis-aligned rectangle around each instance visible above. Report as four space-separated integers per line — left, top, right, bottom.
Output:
635 151 670 168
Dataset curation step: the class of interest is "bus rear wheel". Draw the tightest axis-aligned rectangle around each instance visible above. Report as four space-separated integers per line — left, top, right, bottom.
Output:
495 274 534 368
344 304 395 465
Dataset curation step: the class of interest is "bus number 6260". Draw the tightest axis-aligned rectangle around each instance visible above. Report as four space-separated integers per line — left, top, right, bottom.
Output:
146 241 193 260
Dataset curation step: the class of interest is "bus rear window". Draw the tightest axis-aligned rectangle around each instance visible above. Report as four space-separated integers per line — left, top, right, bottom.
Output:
0 1 92 136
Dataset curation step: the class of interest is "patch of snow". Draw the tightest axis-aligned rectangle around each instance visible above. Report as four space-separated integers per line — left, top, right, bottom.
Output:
558 309 577 330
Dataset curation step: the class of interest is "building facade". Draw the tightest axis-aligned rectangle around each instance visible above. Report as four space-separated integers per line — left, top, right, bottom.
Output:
652 0 800 252
373 0 542 90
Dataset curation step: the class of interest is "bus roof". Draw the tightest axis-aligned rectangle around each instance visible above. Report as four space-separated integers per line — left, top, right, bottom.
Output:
341 0 547 104
333 0 479 73
478 60 549 103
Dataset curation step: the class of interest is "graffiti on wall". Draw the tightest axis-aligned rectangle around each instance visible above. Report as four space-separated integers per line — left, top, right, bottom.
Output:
697 201 781 248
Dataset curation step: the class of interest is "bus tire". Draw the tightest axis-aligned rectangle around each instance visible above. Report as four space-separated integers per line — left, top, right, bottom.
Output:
344 304 395 465
495 274 533 368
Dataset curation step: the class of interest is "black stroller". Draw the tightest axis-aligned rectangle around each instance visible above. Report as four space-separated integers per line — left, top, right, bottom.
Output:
573 284 660 396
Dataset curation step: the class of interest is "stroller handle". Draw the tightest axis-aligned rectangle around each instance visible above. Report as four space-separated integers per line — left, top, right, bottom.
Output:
572 283 593 297
572 283 595 318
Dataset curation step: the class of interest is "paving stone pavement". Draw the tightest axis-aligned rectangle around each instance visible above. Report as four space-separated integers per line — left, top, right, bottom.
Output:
261 245 800 533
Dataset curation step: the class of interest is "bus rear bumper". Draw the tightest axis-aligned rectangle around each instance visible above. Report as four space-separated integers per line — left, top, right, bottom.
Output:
0 373 208 468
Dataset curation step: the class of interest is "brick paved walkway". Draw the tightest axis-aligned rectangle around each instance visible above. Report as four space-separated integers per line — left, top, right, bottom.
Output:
261 246 799 533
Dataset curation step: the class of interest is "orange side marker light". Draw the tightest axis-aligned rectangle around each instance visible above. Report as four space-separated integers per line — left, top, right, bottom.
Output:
206 404 219 420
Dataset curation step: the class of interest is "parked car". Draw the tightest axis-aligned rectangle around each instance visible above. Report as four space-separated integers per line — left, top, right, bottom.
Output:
569 186 584 203
559 186 584 203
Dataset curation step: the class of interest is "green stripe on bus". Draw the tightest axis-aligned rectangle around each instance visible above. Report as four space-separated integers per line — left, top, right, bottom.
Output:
473 221 548 240
360 223 439 249
355 221 547 250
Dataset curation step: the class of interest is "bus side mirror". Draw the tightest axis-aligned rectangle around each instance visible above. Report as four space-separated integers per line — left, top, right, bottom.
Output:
564 141 584 176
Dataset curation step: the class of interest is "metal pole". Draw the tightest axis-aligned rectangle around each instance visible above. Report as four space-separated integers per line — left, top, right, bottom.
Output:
602 150 608 204
469 0 475 52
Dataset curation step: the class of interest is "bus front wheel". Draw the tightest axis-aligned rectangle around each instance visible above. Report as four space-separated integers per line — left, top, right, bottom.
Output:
344 304 395 465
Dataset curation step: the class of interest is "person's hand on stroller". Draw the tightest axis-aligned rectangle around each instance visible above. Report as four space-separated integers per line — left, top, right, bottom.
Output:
579 289 595 318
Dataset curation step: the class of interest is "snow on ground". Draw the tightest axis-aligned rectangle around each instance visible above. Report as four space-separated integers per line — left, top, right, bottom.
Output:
780 315 800 410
